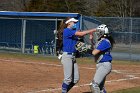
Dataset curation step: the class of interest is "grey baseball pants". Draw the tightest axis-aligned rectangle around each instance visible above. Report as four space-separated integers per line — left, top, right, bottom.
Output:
92 62 112 91
61 52 79 85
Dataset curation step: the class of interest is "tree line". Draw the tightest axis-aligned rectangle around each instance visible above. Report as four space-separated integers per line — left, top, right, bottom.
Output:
0 0 139 17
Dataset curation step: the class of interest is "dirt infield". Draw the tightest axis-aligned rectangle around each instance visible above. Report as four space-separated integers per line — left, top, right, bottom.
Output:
0 55 140 93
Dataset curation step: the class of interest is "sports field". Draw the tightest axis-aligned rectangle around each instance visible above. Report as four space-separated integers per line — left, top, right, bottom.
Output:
0 52 140 93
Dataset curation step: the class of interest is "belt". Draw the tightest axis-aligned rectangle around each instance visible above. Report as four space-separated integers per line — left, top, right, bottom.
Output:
97 61 111 64
63 52 76 55
67 52 73 55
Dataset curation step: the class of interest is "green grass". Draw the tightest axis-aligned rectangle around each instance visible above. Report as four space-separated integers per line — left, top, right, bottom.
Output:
0 52 140 65
113 48 140 54
0 52 95 64
110 87 140 93
112 60 140 65
77 57 140 65
0 52 59 62
77 57 95 64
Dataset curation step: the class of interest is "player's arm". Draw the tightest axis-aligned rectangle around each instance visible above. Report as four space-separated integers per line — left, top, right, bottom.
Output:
75 29 96 36
92 49 101 56
89 32 95 46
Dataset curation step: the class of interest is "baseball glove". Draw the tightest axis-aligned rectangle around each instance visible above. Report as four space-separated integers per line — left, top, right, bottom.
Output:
75 41 93 53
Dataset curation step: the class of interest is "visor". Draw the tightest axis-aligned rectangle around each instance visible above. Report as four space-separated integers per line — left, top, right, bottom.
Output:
65 18 78 24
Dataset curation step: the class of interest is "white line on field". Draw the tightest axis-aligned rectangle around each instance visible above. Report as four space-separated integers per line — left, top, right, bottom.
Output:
0 59 62 66
0 58 140 75
0 59 96 70
27 88 62 93
1 59 140 75
112 70 140 75
27 76 139 93
106 75 139 83
26 69 140 93
80 66 95 70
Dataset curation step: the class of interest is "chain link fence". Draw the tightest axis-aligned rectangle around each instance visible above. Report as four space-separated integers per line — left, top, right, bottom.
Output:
25 19 56 54
0 18 58 55
0 18 22 52
0 13 140 61
0 11 81 55
82 16 140 61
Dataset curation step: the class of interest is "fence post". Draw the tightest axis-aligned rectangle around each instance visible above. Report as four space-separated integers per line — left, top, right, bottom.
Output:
54 18 58 56
21 19 26 53
129 18 133 61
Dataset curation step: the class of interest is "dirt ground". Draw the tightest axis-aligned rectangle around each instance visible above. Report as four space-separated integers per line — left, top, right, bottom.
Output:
0 57 140 93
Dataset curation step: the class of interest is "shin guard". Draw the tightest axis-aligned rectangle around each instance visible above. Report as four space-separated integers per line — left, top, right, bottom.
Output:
90 82 100 93
62 83 69 93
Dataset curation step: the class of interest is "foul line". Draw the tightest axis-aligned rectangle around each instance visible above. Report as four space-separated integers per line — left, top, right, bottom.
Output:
27 76 139 93
0 59 95 70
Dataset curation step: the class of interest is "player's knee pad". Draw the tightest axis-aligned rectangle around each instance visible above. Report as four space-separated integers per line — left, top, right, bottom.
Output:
90 81 100 93
64 78 72 85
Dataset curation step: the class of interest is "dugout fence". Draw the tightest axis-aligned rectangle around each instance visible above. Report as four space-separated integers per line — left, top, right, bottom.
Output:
0 11 81 55
0 17 57 54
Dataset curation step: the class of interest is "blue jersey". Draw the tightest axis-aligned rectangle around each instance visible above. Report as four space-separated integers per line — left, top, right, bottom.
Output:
96 38 112 63
63 28 78 53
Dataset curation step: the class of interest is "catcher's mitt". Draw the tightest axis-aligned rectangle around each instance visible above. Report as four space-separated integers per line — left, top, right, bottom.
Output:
75 41 93 53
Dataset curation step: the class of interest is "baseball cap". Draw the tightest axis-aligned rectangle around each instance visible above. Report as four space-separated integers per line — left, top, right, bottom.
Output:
65 18 78 24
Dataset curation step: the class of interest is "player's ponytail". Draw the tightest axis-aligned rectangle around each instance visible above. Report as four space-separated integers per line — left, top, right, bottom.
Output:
57 17 71 54
57 17 71 40
106 35 115 49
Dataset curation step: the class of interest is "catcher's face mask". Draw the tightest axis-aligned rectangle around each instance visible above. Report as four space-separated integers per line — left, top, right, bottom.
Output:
96 30 105 39
96 24 109 39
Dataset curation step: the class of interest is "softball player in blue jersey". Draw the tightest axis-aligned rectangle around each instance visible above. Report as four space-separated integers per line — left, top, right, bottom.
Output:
60 17 97 93
90 24 115 93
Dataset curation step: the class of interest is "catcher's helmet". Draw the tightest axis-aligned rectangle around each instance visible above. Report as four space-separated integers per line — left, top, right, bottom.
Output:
96 24 109 39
